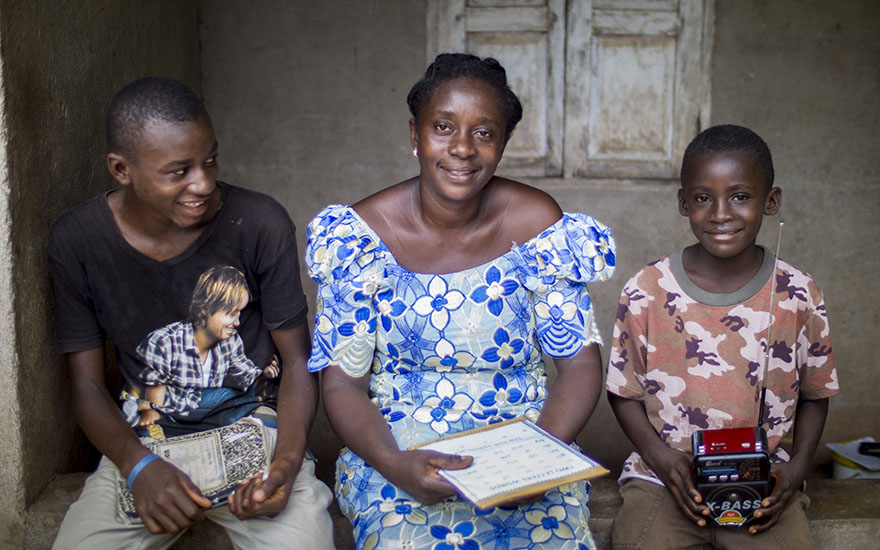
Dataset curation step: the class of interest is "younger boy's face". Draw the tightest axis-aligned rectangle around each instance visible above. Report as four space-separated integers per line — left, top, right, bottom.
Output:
678 152 780 260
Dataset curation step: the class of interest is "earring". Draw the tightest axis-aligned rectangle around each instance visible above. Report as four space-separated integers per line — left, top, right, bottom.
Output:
497 161 501 168
413 148 418 157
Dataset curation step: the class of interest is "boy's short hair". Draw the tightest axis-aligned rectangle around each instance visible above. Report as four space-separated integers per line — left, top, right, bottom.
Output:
680 124 775 190
189 266 250 329
106 76 206 159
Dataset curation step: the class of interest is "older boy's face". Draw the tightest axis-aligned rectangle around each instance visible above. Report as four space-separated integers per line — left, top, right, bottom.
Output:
123 114 221 230
678 152 780 260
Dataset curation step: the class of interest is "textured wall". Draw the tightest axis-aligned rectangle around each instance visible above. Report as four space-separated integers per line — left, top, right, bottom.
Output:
199 0 428 481
710 0 880 464
199 0 879 483
0 0 200 545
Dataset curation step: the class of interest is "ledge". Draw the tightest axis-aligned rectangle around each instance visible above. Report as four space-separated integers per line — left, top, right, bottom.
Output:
23 475 880 549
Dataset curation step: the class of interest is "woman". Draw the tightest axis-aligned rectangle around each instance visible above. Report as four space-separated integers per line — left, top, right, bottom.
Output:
307 53 616 549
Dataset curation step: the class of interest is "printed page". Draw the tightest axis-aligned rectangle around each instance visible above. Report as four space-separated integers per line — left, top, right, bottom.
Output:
417 418 607 507
116 417 270 523
154 434 225 490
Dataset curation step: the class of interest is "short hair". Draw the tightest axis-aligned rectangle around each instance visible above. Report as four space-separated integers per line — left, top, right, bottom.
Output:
407 53 523 143
189 266 250 329
681 124 775 190
106 76 206 158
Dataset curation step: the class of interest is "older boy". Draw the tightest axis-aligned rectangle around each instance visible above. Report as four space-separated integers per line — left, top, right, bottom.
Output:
50 77 332 548
606 125 838 549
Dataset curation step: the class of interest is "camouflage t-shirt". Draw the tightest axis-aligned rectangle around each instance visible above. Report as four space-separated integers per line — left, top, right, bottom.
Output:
606 249 839 485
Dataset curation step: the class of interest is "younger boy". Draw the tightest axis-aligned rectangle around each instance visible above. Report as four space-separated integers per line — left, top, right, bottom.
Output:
134 265 278 426
606 125 838 549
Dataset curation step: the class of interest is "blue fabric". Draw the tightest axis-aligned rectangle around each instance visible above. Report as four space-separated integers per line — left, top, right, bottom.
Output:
306 205 616 550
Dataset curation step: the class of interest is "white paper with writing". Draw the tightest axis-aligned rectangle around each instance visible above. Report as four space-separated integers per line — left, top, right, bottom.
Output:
419 419 603 506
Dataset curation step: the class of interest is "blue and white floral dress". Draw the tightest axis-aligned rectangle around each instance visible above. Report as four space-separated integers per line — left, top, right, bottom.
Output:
306 205 615 550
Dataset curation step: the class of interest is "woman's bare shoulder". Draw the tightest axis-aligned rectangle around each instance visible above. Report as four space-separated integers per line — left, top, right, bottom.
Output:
491 178 563 242
352 179 416 234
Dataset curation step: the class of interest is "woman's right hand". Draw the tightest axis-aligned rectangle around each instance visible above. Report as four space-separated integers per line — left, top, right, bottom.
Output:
323 365 473 503
384 449 473 504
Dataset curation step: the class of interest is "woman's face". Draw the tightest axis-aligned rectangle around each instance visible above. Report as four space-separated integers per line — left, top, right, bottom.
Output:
410 77 506 203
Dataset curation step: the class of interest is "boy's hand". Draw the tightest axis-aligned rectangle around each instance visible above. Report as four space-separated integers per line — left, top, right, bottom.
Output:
646 445 711 526
749 398 829 534
606 394 711 526
228 454 299 519
131 457 211 534
749 461 803 534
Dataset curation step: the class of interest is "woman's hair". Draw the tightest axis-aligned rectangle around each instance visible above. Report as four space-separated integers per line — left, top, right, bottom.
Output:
407 53 523 142
189 266 250 329
681 124 775 190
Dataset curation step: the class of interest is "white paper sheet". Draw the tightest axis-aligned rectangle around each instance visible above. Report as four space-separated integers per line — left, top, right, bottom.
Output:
418 419 605 506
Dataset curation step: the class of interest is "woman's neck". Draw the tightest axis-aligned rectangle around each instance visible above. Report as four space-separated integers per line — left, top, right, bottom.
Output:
412 177 489 233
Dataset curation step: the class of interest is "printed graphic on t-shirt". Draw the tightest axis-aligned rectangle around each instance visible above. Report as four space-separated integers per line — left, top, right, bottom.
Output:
121 266 279 429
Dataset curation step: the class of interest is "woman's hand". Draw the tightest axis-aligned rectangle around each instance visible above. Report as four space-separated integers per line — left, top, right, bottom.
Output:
384 449 473 504
323 366 471 504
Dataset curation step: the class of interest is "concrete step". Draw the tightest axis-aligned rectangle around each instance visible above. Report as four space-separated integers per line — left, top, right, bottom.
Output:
24 474 880 549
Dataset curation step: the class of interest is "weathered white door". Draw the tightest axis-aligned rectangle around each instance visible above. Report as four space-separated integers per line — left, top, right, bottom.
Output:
427 0 714 180
427 0 566 176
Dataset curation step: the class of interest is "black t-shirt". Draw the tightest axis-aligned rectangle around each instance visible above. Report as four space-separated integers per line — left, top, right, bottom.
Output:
49 183 308 431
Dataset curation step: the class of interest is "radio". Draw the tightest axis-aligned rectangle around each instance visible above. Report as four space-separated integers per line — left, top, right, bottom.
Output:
691 222 783 528
692 427 772 526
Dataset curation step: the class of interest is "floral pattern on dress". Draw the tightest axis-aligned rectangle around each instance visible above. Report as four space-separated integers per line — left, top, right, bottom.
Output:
307 205 615 550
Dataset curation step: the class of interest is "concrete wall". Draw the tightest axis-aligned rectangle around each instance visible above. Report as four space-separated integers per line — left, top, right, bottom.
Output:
199 0 428 481
0 1 200 545
710 0 880 465
200 0 879 482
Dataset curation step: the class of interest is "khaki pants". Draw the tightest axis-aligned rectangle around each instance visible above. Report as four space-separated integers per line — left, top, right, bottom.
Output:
53 426 334 550
611 479 814 550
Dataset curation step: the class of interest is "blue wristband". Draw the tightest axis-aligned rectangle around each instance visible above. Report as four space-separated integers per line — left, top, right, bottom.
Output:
127 454 160 488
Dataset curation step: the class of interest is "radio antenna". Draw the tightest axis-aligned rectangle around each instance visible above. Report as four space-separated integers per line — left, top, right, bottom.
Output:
757 221 784 429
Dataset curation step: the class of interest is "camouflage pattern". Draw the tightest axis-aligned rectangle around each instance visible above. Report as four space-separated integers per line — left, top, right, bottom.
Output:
606 252 838 485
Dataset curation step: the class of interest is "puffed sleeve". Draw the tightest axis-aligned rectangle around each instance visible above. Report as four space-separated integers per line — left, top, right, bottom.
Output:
306 205 387 377
512 213 616 358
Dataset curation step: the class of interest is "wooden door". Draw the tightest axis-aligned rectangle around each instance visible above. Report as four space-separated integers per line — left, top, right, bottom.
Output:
427 0 714 180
